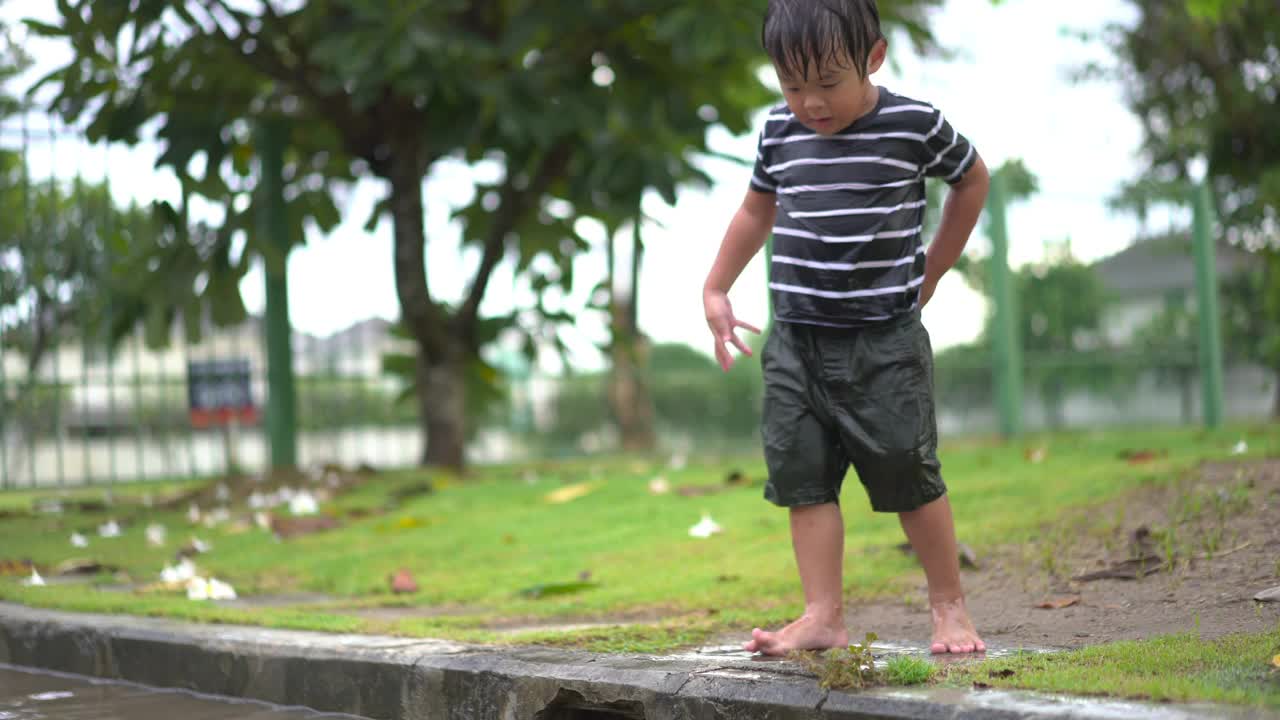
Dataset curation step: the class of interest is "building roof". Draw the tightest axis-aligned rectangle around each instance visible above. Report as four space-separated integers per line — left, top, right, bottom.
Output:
1092 234 1260 299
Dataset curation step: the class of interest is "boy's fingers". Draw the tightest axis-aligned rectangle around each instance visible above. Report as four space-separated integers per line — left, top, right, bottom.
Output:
730 334 753 357
735 319 762 335
713 341 733 372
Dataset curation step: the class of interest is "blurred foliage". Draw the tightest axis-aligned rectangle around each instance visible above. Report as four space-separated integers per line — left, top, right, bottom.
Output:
1105 0 1280 413
542 341 763 453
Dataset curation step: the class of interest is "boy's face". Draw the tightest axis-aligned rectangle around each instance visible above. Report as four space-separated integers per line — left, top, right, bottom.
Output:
775 39 886 135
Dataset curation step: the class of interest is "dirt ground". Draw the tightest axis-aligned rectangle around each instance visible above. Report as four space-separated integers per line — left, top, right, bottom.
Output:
835 458 1280 650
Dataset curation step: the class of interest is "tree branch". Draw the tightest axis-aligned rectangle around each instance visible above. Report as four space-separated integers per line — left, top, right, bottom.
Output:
458 141 573 344
194 0 382 167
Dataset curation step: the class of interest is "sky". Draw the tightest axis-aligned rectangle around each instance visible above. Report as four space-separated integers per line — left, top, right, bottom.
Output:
0 0 1185 371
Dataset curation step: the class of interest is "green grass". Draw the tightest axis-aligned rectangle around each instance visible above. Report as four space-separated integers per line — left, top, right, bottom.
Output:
944 627 1280 709
0 424 1274 665
885 655 937 686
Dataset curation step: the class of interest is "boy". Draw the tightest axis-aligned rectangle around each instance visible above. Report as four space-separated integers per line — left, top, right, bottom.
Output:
702 0 988 655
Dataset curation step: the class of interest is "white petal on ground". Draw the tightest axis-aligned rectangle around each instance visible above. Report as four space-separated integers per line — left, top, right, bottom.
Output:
202 507 231 528
191 537 212 553
215 483 231 503
248 492 268 510
669 453 688 471
289 490 319 516
97 520 122 538
161 558 197 584
145 524 167 547
21 569 45 587
186 576 237 601
187 504 202 524
70 532 88 548
648 476 671 495
1231 440 1248 455
688 513 723 539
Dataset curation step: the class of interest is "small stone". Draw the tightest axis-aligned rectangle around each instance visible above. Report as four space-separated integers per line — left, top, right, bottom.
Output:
1254 585 1280 603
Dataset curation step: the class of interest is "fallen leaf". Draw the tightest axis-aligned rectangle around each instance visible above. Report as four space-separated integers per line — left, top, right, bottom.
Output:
676 485 719 497
724 470 748 486
989 669 1016 678
578 570 592 582
1271 654 1280 669
1117 448 1166 465
502 534 516 544
958 543 980 570
389 569 419 594
973 682 992 690
716 574 741 583
387 481 434 506
1024 446 1048 464
270 515 341 539
518 581 597 599
544 482 597 505
1035 596 1080 610
0 559 35 576
54 559 117 577
1073 553 1166 582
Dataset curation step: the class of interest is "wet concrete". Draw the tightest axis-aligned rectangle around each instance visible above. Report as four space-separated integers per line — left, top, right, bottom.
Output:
0 603 1271 719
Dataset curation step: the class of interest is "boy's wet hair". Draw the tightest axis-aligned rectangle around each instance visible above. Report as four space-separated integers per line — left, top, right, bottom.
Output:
763 0 884 81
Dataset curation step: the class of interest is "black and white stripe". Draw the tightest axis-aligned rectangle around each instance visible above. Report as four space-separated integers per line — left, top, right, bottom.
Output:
750 88 976 327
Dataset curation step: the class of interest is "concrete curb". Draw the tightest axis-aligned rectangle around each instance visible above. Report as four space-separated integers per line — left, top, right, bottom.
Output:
0 603 1269 719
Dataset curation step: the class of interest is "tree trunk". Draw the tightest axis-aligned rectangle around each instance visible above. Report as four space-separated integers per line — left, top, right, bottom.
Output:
606 224 656 452
418 346 467 469
386 153 468 471
1273 367 1280 420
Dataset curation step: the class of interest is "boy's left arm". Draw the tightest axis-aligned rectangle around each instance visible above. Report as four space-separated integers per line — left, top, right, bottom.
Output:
920 155 990 308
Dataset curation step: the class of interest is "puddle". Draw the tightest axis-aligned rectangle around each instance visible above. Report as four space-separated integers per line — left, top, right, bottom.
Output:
877 686 1259 720
0 663 368 719
691 640 1053 667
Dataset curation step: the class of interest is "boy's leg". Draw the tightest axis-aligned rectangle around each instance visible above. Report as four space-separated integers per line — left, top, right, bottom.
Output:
898 494 985 654
743 502 849 655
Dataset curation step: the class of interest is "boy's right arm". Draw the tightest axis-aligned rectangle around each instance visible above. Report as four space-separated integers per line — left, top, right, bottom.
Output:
702 188 777 371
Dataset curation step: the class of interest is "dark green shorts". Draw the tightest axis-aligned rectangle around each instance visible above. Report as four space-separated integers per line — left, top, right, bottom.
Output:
760 312 945 513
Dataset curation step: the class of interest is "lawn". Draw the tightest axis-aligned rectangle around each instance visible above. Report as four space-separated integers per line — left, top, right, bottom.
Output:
1 424 1276 706
944 627 1280 709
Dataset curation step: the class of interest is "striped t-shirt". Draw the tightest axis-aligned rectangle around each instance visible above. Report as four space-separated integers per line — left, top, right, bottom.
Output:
751 87 977 326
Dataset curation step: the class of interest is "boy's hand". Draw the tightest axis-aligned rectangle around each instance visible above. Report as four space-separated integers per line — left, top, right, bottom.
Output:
704 289 761 371
918 266 942 309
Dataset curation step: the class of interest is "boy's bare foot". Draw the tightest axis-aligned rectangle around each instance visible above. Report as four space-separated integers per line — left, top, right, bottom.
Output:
743 614 848 656
930 597 985 654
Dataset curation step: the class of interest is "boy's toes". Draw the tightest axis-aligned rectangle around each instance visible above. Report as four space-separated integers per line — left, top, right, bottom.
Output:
930 641 948 654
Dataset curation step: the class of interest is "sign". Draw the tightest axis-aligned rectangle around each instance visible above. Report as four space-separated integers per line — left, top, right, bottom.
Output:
187 359 258 428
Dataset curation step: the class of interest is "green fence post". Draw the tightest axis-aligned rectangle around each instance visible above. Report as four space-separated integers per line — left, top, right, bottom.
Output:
1191 180 1225 429
987 173 1023 437
256 119 298 471
0 341 8 490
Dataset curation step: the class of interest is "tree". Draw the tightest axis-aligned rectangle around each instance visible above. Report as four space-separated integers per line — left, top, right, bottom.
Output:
1103 0 1280 417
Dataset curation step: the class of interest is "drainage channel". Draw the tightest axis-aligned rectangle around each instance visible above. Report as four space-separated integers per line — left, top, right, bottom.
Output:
0 662 371 719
